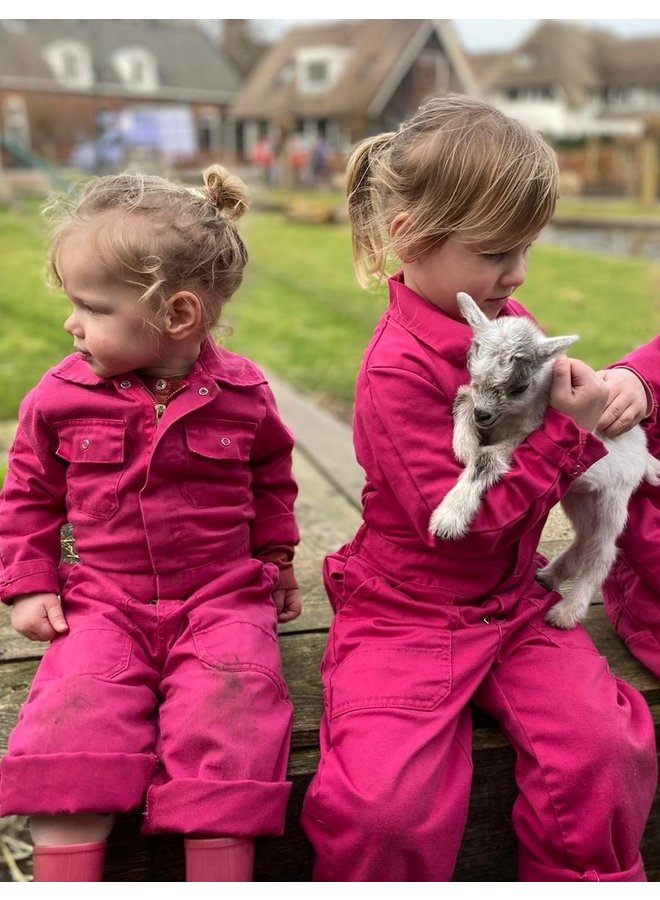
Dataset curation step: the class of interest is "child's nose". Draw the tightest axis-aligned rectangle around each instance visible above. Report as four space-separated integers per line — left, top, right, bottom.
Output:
64 312 81 336
502 256 527 288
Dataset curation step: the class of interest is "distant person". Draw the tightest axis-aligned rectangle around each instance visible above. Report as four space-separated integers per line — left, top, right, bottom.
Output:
301 94 657 881
311 137 330 186
251 135 277 185
0 166 301 881
597 337 660 678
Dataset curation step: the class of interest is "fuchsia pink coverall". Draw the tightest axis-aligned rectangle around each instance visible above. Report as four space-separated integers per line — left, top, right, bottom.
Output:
0 339 299 837
603 336 660 678
301 274 657 881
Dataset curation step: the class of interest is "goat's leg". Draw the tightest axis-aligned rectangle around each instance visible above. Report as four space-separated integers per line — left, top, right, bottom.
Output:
537 491 585 590
545 489 629 629
429 443 514 539
451 388 480 465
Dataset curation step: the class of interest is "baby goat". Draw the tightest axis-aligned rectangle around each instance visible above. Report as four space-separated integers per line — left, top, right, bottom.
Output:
429 291 660 629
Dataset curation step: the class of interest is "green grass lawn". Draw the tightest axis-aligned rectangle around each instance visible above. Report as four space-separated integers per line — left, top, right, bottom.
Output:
1 200 658 424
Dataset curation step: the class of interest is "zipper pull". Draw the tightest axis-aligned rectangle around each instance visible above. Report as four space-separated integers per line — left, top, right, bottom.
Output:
154 403 166 422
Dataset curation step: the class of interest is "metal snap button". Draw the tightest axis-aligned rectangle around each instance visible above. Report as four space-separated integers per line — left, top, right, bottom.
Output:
120 380 131 389
220 437 231 446
81 439 90 450
198 387 209 396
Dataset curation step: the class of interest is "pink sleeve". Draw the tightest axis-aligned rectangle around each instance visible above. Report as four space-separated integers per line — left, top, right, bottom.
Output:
0 390 66 602
357 365 608 553
249 384 300 555
610 336 660 423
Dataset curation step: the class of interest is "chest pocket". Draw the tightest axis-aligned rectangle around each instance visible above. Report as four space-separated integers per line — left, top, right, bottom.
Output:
181 418 257 508
55 418 126 519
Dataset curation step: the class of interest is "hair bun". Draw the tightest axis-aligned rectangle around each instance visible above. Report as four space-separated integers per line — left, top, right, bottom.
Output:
202 164 250 220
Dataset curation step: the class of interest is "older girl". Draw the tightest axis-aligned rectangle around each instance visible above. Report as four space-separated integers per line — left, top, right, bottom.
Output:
301 95 657 882
0 167 301 881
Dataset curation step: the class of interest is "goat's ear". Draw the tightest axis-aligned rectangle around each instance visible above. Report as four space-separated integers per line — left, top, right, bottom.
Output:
535 334 580 363
457 292 489 332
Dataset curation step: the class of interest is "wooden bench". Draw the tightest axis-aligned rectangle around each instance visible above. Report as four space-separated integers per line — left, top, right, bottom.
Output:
1 375 659 881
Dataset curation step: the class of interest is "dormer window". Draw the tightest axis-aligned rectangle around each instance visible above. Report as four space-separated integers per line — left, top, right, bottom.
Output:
295 46 351 95
514 51 536 71
43 40 93 88
112 47 158 92
307 60 329 85
62 51 80 80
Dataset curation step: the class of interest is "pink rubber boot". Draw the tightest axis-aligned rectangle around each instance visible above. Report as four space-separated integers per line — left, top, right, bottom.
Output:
32 841 106 881
184 836 255 882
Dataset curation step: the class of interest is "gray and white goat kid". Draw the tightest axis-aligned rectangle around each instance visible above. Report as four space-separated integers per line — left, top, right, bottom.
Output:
429 291 660 629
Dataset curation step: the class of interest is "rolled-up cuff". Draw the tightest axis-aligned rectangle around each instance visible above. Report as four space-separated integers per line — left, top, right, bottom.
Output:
0 752 158 815
519 852 646 882
145 777 293 836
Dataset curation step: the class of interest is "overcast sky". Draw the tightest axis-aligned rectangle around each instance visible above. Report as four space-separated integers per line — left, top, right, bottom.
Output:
251 18 660 52
9 11 660 52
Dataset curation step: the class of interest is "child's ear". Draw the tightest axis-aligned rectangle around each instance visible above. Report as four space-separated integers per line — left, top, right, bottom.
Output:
389 212 409 240
164 291 203 339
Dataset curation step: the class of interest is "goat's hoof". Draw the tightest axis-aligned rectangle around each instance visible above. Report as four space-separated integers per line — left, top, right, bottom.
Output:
536 565 555 590
545 602 580 630
428 508 467 540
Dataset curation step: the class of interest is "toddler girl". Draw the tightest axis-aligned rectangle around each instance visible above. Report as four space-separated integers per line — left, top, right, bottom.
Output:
0 166 301 881
301 95 657 881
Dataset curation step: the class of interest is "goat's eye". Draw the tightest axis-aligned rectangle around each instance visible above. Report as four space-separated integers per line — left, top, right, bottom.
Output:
510 383 529 396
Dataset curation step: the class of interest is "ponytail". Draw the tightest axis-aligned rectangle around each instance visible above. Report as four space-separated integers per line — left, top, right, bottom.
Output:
346 132 395 287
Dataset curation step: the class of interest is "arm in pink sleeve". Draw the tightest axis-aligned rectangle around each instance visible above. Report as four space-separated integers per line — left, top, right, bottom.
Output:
357 365 607 554
0 390 67 602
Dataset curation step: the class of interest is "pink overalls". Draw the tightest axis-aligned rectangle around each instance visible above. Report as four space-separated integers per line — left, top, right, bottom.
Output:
602 336 660 678
0 339 298 836
301 275 657 881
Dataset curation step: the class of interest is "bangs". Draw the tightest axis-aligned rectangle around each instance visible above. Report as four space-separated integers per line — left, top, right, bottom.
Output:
453 152 558 253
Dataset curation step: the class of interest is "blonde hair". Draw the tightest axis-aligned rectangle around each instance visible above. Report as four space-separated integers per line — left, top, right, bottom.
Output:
45 164 250 330
346 94 559 287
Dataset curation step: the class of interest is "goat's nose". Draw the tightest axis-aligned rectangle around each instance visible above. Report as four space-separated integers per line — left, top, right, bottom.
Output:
474 408 495 425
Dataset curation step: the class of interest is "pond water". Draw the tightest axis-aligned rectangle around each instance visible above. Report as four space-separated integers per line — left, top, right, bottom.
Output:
543 223 660 262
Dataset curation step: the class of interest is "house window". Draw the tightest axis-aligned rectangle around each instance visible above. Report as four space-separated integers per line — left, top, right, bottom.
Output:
43 41 93 88
514 52 536 71
2 95 30 148
62 51 80 80
307 61 328 84
112 47 158 92
198 110 221 153
295 46 351 95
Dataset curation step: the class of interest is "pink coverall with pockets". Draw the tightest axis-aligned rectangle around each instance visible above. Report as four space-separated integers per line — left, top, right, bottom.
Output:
301 274 657 882
602 336 660 678
0 339 299 837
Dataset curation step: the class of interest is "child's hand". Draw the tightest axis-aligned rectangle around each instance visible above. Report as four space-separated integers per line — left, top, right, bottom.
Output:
596 368 651 437
273 588 303 623
11 592 69 642
550 357 609 432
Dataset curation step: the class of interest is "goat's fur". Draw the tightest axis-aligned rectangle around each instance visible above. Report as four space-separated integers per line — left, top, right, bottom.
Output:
429 291 660 629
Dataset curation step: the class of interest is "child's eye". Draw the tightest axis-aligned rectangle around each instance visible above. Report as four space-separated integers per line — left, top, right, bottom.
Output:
481 252 504 262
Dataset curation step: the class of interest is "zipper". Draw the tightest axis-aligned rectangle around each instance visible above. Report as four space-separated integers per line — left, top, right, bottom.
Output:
147 383 188 425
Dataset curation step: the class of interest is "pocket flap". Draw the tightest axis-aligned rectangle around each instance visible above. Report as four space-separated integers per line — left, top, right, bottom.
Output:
185 419 256 461
55 419 126 464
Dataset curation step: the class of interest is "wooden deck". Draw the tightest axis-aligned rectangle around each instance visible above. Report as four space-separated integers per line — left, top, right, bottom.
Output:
1 374 659 881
